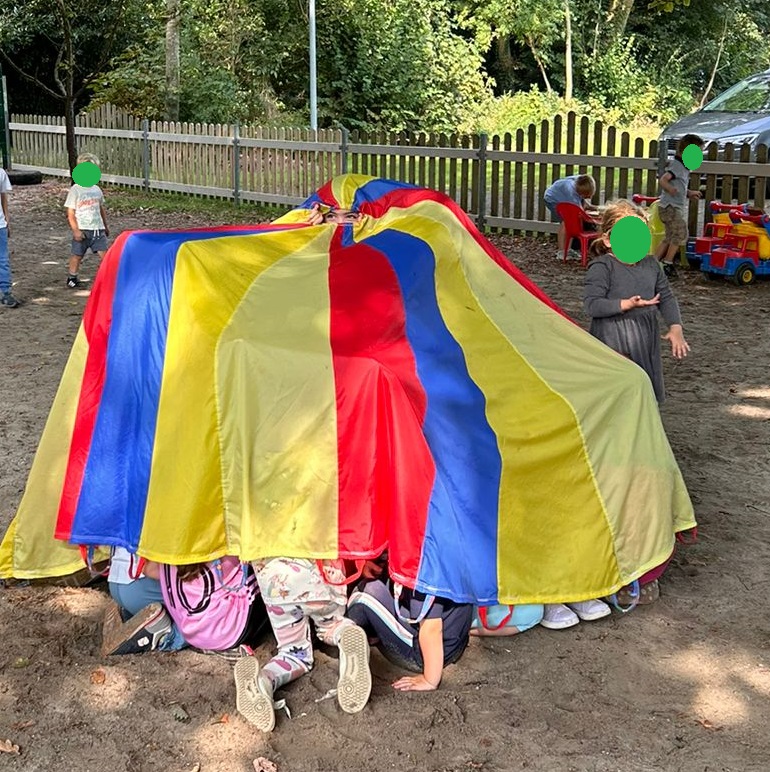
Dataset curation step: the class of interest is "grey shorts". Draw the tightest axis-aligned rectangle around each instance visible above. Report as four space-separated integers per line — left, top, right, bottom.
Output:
658 206 688 245
72 229 108 256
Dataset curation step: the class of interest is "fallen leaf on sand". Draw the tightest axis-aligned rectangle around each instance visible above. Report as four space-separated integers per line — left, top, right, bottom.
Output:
11 657 31 669
253 757 278 772
695 718 723 731
212 713 230 724
0 739 20 755
90 669 106 685
10 721 35 731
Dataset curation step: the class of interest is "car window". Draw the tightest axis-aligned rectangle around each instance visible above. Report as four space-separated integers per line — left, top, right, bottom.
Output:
702 76 770 112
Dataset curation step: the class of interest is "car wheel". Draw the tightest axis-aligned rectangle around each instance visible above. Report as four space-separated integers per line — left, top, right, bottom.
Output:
731 262 756 286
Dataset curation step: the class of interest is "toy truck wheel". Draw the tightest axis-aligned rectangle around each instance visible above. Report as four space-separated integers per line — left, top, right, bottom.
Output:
703 271 721 281
732 263 756 286
687 257 701 270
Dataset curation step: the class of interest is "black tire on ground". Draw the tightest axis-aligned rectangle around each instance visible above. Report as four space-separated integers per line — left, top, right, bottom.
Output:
731 262 756 287
704 271 722 281
8 170 43 185
687 257 702 270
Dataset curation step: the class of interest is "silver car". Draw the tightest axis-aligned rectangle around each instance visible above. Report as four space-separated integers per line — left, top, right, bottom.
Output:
659 68 770 158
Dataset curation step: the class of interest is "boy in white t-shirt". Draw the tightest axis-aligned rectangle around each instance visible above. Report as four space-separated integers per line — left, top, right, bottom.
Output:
0 167 19 308
64 153 110 289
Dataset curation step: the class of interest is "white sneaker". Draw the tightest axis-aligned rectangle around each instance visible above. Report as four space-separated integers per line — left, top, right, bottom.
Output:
567 599 611 621
234 656 275 731
567 248 582 260
336 624 372 714
555 249 564 260
540 603 579 630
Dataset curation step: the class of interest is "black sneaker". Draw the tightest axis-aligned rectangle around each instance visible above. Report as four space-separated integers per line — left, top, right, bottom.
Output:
100 602 173 656
1 292 20 308
66 275 88 289
661 262 678 280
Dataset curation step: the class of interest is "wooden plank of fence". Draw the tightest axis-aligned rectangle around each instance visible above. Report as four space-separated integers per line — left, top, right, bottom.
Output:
502 132 512 225
418 132 427 187
579 116 589 175
632 138 644 197
525 124 536 229
565 112 576 177
551 115 562 189
460 134 470 210
434 133 445 194
617 131 630 200
604 126 616 205
737 142 751 204
702 142 718 222
490 134 500 232
513 129 523 226
537 121 549 222
387 131 397 180
427 132 437 190
448 134 458 201
591 119 603 205
470 134 479 216
755 144 768 208
645 140 659 197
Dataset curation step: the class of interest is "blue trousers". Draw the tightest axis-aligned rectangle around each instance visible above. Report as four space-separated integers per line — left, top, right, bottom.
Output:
0 228 12 294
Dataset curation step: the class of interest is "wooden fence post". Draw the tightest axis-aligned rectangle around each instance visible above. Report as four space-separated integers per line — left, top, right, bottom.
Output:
141 118 150 192
340 127 349 174
477 133 488 230
233 121 240 205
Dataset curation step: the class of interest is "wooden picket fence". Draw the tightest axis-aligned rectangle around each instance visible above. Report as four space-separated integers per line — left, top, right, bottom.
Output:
8 103 769 234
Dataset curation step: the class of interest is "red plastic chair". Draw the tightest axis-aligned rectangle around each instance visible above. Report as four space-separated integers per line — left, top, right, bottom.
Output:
555 202 601 267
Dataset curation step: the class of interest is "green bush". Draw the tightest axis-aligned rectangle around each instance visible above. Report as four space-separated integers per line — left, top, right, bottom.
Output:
463 87 662 143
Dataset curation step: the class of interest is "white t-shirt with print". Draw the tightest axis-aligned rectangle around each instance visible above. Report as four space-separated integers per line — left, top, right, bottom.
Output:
65 184 105 230
0 169 12 229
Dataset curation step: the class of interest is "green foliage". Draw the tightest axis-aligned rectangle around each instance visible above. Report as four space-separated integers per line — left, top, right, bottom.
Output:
4 0 770 142
316 0 491 131
464 87 660 141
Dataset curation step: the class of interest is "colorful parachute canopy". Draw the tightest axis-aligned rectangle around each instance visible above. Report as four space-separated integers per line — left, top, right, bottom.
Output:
0 175 695 604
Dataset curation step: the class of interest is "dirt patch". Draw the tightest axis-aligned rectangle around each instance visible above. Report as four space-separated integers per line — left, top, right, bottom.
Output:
1 182 770 772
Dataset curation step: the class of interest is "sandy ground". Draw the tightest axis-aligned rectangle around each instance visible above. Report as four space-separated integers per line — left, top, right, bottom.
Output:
1 181 770 772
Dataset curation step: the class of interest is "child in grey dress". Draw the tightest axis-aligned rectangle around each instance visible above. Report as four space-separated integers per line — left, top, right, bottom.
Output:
584 200 690 404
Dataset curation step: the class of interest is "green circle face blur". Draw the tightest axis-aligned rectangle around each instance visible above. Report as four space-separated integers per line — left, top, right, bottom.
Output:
72 161 101 187
609 215 651 264
682 144 703 171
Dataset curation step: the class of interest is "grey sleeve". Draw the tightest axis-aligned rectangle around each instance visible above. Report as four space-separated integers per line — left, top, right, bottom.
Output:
584 260 622 318
655 269 683 326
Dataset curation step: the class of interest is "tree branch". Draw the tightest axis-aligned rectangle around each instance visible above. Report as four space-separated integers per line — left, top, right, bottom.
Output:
699 18 728 108
0 49 63 102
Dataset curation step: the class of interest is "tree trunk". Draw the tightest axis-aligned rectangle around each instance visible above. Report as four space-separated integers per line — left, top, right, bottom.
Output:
526 37 553 94
564 0 573 101
601 0 635 50
700 19 727 107
64 97 77 173
165 0 181 121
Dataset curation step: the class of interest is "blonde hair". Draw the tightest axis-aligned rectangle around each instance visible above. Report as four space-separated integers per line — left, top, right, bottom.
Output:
76 152 100 165
591 199 648 256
